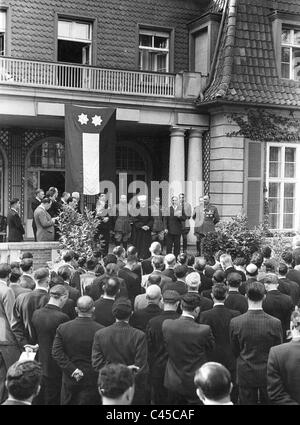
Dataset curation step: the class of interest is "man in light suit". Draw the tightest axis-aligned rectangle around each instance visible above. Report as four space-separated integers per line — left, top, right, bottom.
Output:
31 188 44 242
7 198 25 242
34 197 55 242
162 292 215 405
267 309 300 405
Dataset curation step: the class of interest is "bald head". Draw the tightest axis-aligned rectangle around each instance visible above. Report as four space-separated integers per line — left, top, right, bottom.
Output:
149 242 161 255
146 285 161 304
246 263 258 277
194 362 232 404
186 272 201 291
76 296 94 315
165 254 176 268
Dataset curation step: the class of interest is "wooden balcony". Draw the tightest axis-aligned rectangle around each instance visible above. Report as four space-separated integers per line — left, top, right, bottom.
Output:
0 56 206 100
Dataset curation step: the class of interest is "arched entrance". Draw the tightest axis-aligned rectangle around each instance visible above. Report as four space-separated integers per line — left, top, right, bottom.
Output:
25 137 65 237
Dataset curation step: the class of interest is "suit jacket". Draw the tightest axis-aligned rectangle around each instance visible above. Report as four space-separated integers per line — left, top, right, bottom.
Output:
165 206 185 235
199 305 240 374
92 321 148 376
88 274 127 301
162 268 176 282
52 317 103 380
34 205 54 241
94 297 115 327
146 310 180 377
149 270 172 292
263 290 294 339
230 310 283 387
267 340 300 405
7 209 25 242
141 256 154 275
31 304 69 378
198 271 213 292
278 277 300 306
9 284 31 299
162 279 187 296
162 316 215 399
118 267 142 305
287 269 300 287
224 290 248 314
129 303 162 332
12 288 49 347
0 282 21 368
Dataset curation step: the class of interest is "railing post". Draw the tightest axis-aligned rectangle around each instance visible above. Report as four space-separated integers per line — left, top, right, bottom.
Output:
175 73 183 99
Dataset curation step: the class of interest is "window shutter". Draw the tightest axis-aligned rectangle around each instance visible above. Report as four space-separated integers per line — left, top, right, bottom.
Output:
245 140 264 228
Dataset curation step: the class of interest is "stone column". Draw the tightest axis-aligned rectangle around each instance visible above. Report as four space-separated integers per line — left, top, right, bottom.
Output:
186 128 205 244
168 127 186 199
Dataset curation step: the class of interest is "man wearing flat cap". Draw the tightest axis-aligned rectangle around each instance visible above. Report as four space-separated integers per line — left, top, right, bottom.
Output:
162 292 215 405
146 290 181 404
7 198 25 242
92 297 148 404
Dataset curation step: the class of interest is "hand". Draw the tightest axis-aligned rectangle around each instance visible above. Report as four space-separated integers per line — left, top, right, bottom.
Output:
164 229 168 234
103 217 109 223
127 365 140 374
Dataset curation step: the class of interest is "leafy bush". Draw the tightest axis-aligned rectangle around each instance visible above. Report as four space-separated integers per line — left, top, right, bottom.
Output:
57 206 102 259
203 214 267 263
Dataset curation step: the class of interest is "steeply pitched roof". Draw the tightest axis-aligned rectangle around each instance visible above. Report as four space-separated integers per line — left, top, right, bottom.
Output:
199 0 300 108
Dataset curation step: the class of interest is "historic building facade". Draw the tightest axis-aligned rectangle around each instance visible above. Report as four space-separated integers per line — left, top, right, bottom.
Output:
0 0 300 239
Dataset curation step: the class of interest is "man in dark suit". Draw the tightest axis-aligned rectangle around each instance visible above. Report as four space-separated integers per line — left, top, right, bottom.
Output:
94 277 120 327
12 268 50 348
282 250 300 287
141 241 162 275
130 285 162 332
230 281 283 405
194 257 213 292
57 265 80 303
31 285 69 405
146 290 180 405
224 272 248 314
199 283 240 402
165 196 185 258
147 255 172 291
1 360 42 405
92 297 148 405
162 254 177 282
52 296 103 405
31 188 44 241
47 187 60 241
278 263 300 305
262 273 294 341
162 264 187 296
267 309 300 405
185 272 213 313
162 292 215 405
118 260 142 306
7 198 25 242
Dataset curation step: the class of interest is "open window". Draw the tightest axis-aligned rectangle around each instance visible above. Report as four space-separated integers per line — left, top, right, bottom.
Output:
139 29 170 72
57 19 92 64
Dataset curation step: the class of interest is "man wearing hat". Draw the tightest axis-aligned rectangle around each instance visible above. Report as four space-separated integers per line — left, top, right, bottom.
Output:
162 292 215 405
31 285 69 405
146 290 181 404
7 198 25 242
92 297 148 404
132 195 153 260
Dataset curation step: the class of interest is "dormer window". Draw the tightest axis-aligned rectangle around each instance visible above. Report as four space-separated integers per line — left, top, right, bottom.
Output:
281 27 300 81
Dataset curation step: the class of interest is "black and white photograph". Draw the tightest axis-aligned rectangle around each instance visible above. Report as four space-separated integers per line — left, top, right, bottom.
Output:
0 0 300 410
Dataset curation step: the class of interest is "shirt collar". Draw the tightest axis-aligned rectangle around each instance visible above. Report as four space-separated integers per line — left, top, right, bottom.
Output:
181 312 195 320
35 285 48 293
6 397 31 405
213 302 224 307
11 208 18 213
204 399 233 405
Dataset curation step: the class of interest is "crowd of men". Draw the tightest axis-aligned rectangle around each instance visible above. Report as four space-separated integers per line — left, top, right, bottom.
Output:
1 238 300 406
7 188 220 259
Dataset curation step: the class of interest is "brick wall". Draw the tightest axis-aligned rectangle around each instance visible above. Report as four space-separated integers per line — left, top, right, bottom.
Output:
8 0 206 73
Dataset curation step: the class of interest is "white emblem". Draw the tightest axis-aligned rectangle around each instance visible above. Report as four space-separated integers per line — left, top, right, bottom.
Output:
92 115 103 127
78 113 89 125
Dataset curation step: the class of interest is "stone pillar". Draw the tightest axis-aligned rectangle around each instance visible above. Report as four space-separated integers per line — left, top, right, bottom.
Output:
168 127 186 199
186 128 205 244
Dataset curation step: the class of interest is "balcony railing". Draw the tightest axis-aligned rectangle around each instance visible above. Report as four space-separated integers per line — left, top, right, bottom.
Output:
0 56 177 97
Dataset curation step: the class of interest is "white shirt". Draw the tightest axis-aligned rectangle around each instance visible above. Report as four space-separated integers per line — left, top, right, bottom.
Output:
181 312 195 320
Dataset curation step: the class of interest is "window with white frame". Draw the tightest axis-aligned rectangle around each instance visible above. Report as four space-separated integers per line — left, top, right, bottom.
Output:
139 29 170 72
57 19 92 64
0 10 6 56
267 144 300 230
281 27 300 81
